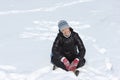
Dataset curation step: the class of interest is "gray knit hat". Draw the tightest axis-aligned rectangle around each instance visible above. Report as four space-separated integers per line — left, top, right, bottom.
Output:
58 20 70 31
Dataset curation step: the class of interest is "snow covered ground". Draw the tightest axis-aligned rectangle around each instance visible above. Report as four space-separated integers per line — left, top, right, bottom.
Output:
0 0 120 80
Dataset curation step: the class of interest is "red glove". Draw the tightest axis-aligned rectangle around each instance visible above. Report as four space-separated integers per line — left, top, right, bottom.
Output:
61 57 70 70
68 58 79 71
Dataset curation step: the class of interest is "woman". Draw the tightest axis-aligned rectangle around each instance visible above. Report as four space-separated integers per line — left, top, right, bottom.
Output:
51 20 86 76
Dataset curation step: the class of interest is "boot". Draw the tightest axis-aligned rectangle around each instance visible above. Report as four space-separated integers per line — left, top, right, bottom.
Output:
53 65 57 70
73 70 80 76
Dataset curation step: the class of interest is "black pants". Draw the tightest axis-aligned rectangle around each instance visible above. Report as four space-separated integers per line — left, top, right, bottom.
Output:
51 56 86 71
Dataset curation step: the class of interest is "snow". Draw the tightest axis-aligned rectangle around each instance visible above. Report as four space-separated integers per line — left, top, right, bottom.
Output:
0 65 16 71
105 58 113 71
0 65 119 80
0 0 91 15
0 0 120 80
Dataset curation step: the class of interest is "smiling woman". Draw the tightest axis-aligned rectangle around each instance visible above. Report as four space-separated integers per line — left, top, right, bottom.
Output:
51 20 86 76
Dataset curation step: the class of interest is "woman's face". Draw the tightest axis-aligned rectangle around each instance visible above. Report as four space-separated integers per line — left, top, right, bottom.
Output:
61 28 71 38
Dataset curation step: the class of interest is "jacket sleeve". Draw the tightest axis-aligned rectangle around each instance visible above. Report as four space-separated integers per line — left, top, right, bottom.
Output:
52 35 63 60
75 33 86 60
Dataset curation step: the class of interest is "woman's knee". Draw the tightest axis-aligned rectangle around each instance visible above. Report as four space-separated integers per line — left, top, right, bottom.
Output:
77 58 86 68
51 57 68 71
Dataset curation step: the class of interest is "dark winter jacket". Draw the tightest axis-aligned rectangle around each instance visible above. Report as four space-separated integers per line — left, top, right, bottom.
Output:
52 28 86 62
